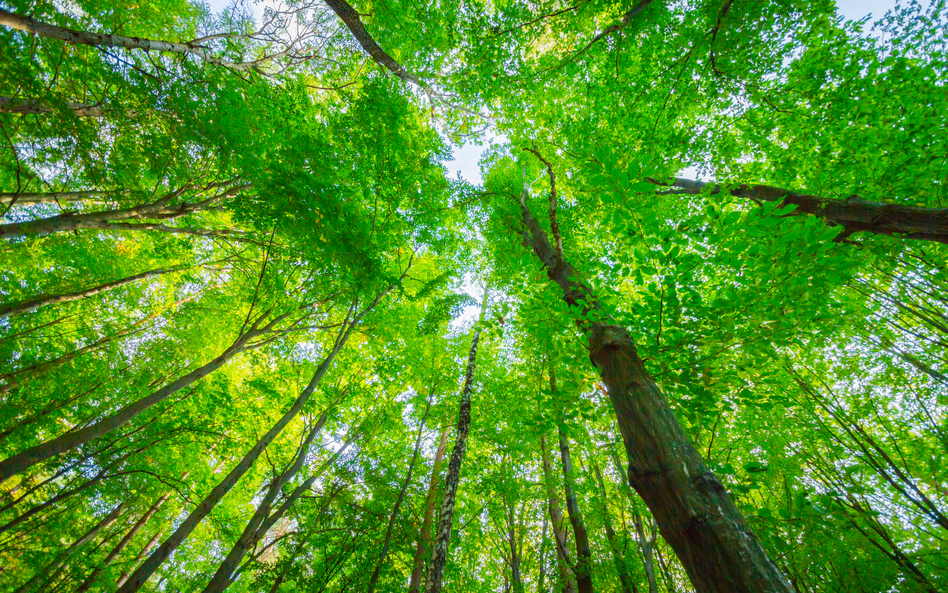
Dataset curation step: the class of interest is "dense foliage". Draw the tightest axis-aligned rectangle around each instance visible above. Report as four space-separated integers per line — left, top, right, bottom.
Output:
1 0 946 592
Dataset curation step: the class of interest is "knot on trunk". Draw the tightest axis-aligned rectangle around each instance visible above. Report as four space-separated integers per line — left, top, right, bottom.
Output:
692 470 726 496
588 324 634 366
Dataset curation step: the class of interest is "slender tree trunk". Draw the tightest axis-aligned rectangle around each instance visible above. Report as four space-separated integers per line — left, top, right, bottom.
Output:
519 193 793 593
14 501 125 593
556 421 594 593
408 426 450 593
367 402 431 593
591 460 636 593
540 435 577 593
505 493 525 593
609 446 658 593
115 530 162 588
0 265 184 318
0 96 104 117
201 413 331 593
660 177 948 244
0 313 280 484
423 329 482 593
116 300 375 593
537 512 549 593
75 493 172 593
0 189 115 204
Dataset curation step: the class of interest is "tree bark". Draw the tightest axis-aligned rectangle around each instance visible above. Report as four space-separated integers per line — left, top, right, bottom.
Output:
661 177 948 244
0 96 104 117
591 459 636 593
115 297 379 593
519 191 793 593
115 530 162 588
423 329 482 593
367 401 431 593
201 413 330 593
0 265 184 318
505 492 525 593
0 313 280 484
0 189 115 205
540 435 577 593
556 421 594 593
408 426 450 593
537 512 549 593
609 446 659 593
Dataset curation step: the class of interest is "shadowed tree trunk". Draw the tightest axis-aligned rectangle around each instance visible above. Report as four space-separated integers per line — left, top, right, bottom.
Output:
367 400 431 593
0 189 116 205
0 265 185 318
540 435 577 593
115 530 163 588
556 416 594 593
423 326 483 593
537 512 549 593
519 173 794 593
409 425 450 593
609 445 659 593
591 459 636 593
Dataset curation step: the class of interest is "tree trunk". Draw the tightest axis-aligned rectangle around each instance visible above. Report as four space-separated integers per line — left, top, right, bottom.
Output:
14 501 125 593
0 189 115 205
519 194 793 593
201 413 330 593
556 421 594 593
609 446 659 593
115 530 163 588
75 493 172 593
0 265 183 318
661 177 948 244
591 459 636 593
423 329 482 593
540 435 577 593
408 426 450 593
116 300 375 593
367 401 431 593
0 96 104 117
505 492 525 593
0 313 280 484
537 512 549 593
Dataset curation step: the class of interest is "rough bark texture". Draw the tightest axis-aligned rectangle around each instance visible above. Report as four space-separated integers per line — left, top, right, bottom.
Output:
519 197 794 593
367 402 430 593
116 312 364 593
201 413 330 593
409 426 450 593
591 460 636 593
540 436 577 593
557 423 594 593
0 265 182 318
665 177 948 244
423 330 481 593
0 314 278 484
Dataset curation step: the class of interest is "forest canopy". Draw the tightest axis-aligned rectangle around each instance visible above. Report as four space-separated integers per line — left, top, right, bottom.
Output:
0 0 946 592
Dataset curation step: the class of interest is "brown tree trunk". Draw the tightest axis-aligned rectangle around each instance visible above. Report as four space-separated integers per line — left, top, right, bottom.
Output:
591 459 636 593
505 492 525 593
556 420 594 593
0 96 104 117
540 435 577 593
519 193 793 593
537 512 549 593
423 329 482 593
0 189 115 205
0 265 184 318
408 426 450 593
115 530 163 588
367 401 431 593
0 313 281 484
661 177 948 244
609 446 659 593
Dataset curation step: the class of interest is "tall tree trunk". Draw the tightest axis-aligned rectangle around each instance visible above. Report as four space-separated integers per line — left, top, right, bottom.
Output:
0 265 184 318
75 493 172 593
0 184 244 239
115 292 389 593
367 401 431 593
423 329 482 593
660 177 948 244
408 426 450 593
505 492 525 593
591 459 636 593
519 190 793 593
556 420 594 593
0 312 282 484
115 530 163 588
609 446 658 593
14 501 125 593
0 189 116 205
201 413 331 593
540 435 577 593
0 96 104 117
537 512 549 593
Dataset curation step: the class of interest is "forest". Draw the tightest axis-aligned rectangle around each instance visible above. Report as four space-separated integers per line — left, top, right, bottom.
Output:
0 0 946 591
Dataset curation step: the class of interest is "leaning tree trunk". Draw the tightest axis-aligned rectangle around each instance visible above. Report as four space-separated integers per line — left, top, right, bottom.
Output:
0 265 184 318
540 435 578 593
201 413 330 593
115 293 386 593
609 446 659 593
115 530 163 588
423 329 482 593
660 177 948 244
0 312 282 484
519 191 794 593
408 426 450 593
367 402 430 593
556 419 594 593
591 459 636 593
